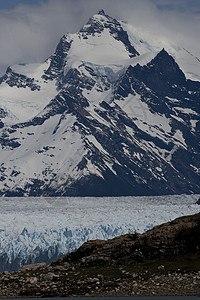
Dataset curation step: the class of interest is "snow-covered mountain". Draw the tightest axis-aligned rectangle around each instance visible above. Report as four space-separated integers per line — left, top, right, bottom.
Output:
0 10 199 196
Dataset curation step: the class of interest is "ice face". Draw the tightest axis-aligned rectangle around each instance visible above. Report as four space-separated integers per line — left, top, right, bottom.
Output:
0 194 199 271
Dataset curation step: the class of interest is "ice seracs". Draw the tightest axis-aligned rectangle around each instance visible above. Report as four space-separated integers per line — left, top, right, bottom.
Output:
0 194 199 271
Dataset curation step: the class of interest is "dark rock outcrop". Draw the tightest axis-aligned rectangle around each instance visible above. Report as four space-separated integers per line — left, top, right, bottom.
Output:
196 198 200 205
55 211 200 267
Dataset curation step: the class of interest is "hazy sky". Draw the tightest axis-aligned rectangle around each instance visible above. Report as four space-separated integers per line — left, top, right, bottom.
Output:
0 0 199 75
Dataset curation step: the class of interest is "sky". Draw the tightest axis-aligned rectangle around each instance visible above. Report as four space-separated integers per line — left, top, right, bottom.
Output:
0 0 199 75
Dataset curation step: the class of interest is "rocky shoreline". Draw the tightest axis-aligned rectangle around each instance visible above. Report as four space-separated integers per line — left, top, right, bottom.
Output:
0 212 200 297
0 266 200 297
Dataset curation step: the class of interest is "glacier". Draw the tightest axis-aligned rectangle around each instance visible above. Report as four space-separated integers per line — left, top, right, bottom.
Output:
0 194 199 271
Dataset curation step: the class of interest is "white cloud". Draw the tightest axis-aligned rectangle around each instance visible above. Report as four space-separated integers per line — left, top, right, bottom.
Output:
0 0 199 75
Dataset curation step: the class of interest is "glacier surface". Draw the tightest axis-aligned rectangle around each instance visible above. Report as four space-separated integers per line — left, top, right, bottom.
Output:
0 195 199 271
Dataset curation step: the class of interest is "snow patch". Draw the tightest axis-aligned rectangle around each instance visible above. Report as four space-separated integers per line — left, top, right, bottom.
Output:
116 93 172 137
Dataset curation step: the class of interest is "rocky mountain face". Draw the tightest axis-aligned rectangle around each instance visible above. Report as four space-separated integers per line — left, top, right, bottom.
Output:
0 212 200 297
0 10 199 196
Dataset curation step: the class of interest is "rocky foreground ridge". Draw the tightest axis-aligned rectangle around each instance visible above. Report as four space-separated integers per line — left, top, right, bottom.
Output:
0 212 200 297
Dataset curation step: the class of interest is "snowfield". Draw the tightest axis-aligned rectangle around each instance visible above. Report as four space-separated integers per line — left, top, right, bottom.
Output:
0 195 199 271
0 61 58 124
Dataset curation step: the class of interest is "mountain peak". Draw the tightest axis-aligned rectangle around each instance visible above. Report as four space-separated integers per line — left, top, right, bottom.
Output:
98 9 106 16
128 48 187 97
157 48 172 58
150 48 186 83
80 10 115 33
79 11 139 58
